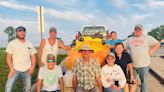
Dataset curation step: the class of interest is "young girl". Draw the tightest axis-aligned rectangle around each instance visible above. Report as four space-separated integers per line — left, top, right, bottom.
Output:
37 54 64 92
101 52 126 92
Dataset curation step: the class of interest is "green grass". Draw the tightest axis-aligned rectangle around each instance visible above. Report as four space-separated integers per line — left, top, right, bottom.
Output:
0 48 67 92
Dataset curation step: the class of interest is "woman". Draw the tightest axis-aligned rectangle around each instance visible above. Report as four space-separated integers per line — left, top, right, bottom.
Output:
115 43 137 92
101 52 126 92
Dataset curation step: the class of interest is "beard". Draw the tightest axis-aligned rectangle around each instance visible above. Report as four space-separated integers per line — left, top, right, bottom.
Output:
16 35 25 40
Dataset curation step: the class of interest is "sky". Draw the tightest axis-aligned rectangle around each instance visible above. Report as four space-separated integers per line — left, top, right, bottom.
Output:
0 0 164 47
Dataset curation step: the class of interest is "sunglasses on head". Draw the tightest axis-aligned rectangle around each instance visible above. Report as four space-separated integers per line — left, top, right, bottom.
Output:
47 59 56 63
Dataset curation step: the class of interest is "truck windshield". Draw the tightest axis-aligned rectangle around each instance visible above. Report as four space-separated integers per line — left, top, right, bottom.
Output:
82 26 106 34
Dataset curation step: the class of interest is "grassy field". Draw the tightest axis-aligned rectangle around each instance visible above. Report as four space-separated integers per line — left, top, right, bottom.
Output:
0 48 67 92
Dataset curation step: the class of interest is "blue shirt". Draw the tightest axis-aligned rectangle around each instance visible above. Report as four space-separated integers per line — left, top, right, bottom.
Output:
106 39 123 46
106 39 123 52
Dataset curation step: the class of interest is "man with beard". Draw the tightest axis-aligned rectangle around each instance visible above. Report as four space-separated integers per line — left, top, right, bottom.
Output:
5 26 36 92
123 24 160 92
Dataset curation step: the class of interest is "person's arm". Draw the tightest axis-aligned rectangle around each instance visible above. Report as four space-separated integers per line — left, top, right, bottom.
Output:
123 39 129 50
95 60 103 92
148 43 160 56
118 66 126 88
28 54 36 75
37 79 43 92
59 77 64 92
38 39 45 67
96 76 103 92
58 40 71 50
72 75 77 90
128 63 137 84
6 53 15 78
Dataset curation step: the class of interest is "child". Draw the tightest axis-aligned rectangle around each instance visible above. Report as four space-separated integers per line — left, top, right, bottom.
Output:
101 52 126 92
37 54 64 92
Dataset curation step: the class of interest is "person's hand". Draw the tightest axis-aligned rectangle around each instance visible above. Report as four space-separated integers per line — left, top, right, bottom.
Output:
130 76 137 84
28 67 34 76
110 84 120 90
39 62 45 68
8 68 15 78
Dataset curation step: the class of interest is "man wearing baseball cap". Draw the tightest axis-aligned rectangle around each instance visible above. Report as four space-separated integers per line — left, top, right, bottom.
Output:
38 26 71 67
5 26 37 92
123 24 160 92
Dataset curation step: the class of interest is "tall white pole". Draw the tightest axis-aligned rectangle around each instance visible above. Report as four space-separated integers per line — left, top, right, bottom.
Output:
37 6 44 40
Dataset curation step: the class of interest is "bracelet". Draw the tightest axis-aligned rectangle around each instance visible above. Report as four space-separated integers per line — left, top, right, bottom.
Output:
130 76 134 78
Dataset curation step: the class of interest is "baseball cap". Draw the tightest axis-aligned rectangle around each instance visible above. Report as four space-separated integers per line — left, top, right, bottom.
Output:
47 54 56 63
16 26 26 32
135 24 143 30
49 27 57 33
106 52 115 59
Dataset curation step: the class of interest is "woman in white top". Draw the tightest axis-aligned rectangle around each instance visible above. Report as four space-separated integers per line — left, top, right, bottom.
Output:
101 52 126 92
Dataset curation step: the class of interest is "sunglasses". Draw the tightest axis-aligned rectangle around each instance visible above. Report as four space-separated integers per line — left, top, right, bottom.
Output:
16 30 25 32
134 28 142 31
47 59 56 63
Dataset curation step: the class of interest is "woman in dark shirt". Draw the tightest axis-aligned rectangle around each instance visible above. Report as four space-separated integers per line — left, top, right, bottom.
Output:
114 43 137 92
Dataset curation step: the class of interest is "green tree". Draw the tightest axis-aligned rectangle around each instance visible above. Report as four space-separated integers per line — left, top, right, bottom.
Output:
4 26 16 42
148 25 164 41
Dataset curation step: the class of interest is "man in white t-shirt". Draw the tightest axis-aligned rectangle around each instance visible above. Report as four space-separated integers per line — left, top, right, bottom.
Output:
38 27 71 67
123 24 160 92
5 26 37 92
37 54 64 92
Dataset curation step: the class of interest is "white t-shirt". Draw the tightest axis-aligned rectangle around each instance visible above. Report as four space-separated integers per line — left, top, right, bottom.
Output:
38 65 63 91
6 39 36 72
41 39 58 65
101 64 126 88
123 35 159 67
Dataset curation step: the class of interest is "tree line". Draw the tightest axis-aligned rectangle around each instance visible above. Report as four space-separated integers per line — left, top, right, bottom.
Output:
4 25 164 43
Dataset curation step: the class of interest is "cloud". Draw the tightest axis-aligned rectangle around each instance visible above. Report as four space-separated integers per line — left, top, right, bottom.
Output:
148 0 164 8
45 8 96 23
0 1 36 12
0 0 97 23
131 13 154 21
45 0 78 7
132 0 164 10
107 0 128 8
132 3 146 10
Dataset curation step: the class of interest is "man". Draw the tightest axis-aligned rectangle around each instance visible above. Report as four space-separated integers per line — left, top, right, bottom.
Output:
5 26 36 92
72 44 103 92
123 24 160 92
106 31 123 52
38 27 71 67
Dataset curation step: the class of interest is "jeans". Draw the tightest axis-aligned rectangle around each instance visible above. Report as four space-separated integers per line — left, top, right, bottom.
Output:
5 70 31 92
133 67 149 92
41 90 60 92
104 87 123 92
75 86 100 92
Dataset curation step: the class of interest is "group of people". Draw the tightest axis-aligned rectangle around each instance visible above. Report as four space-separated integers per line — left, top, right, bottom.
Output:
5 24 160 92
5 26 70 92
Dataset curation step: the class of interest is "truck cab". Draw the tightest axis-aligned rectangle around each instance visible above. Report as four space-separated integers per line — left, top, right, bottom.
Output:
80 25 108 40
